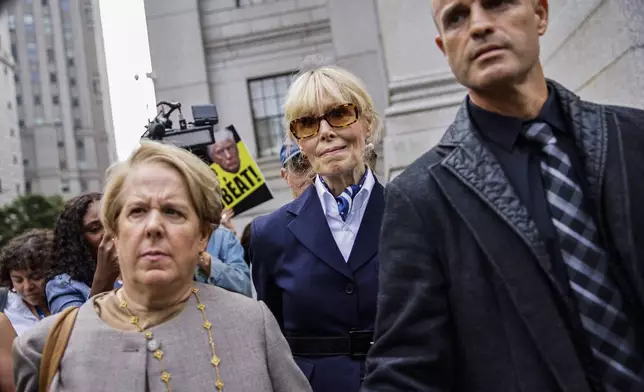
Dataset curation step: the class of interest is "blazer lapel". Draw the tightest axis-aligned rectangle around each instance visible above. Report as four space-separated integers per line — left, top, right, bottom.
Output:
347 181 384 273
549 80 607 210
554 82 644 303
287 186 352 279
437 103 567 298
432 166 591 391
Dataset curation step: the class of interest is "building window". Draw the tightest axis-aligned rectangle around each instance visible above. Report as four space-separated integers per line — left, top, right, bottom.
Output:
237 0 273 7
31 70 40 83
26 42 37 61
47 48 55 63
61 179 70 193
52 95 59 105
16 95 22 106
16 184 21 195
34 95 41 105
11 44 18 61
25 181 31 193
50 72 57 83
6 101 12 110
92 78 101 95
60 160 68 170
13 155 18 164
248 74 291 157
72 97 79 107
76 139 86 162
23 159 28 166
70 77 76 87
8 15 16 31
73 118 81 130
10 129 15 137
67 58 74 67
84 2 94 27
0 180 3 194
44 16 52 34
18 120 25 129
24 14 34 27
80 179 88 192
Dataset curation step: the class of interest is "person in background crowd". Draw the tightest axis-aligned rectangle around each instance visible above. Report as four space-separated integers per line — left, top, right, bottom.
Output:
363 1 644 391
0 229 54 335
13 141 312 392
240 223 252 267
46 193 120 314
0 229 53 392
280 141 313 199
197 222 252 297
251 61 385 392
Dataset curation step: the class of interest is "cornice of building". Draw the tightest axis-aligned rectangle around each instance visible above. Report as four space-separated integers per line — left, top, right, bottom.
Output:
385 70 467 117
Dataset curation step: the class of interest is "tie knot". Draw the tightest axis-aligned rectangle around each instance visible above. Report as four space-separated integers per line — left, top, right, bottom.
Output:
522 121 555 147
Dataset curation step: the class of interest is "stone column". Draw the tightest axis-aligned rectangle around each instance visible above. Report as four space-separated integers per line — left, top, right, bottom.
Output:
542 0 644 109
326 0 389 176
374 0 465 180
144 0 211 117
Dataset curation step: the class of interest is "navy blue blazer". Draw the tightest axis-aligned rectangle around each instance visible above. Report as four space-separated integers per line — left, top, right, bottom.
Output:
250 180 384 392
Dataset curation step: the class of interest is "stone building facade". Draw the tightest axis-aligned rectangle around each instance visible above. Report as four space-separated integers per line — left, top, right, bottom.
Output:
8 0 116 197
0 6 25 205
145 0 644 229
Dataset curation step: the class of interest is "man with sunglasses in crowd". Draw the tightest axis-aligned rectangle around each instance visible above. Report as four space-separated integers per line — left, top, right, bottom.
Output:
280 141 313 199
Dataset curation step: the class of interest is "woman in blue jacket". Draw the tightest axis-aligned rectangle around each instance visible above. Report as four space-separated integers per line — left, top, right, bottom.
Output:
250 62 384 392
197 225 251 297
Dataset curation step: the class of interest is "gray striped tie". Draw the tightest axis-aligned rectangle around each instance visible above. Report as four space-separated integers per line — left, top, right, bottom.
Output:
524 122 644 391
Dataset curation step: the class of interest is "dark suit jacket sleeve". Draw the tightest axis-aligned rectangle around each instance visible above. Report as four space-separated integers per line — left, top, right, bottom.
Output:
362 181 453 391
250 217 284 327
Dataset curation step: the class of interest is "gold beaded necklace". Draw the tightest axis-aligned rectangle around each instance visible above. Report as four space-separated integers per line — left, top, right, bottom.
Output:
119 287 224 391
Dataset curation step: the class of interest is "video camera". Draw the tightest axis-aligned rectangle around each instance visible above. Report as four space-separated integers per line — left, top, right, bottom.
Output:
141 100 219 150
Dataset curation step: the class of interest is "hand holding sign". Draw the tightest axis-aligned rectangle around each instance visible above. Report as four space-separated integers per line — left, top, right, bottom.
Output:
220 209 236 235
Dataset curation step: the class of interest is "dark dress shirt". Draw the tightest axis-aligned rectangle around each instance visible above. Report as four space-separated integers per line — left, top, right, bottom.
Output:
467 90 589 290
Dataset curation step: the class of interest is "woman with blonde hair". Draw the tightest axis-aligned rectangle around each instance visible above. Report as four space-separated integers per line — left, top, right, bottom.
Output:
250 59 385 392
13 141 312 392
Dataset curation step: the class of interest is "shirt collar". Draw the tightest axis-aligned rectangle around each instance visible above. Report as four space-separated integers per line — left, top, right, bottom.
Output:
315 167 375 217
467 87 567 152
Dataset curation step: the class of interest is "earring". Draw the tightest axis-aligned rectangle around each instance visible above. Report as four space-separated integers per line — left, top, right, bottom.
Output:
199 253 205 263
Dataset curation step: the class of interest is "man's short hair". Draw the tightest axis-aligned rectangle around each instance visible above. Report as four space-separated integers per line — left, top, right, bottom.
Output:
213 128 235 143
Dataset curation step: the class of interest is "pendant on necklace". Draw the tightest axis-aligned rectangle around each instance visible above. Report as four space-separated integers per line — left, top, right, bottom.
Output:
147 339 161 352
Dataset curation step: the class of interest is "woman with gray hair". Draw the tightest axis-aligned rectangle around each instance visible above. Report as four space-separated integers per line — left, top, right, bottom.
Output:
250 60 385 392
13 141 311 392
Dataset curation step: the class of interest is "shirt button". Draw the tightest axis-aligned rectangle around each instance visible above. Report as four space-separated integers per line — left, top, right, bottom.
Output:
345 283 354 294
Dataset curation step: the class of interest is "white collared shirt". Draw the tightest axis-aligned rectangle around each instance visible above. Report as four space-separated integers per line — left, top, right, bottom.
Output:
4 290 40 336
314 168 375 262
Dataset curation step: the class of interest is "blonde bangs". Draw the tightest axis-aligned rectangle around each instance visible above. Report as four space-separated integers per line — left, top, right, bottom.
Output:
283 66 377 140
